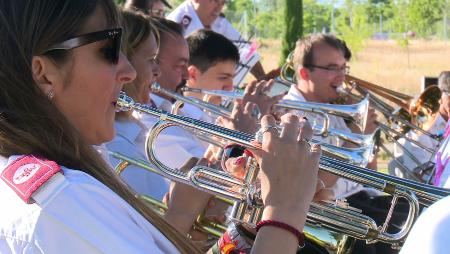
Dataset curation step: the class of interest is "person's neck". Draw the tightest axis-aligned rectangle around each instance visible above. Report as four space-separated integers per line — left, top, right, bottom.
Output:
192 5 212 27
295 83 327 103
440 108 449 122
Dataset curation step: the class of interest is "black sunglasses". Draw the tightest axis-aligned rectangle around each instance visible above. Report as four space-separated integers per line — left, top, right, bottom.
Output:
42 28 122 64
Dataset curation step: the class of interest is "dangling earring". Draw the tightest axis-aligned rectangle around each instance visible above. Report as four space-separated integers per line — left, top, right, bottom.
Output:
47 89 54 100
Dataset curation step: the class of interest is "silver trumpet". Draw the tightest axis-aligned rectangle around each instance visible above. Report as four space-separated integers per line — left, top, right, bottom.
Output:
181 86 369 133
157 84 374 150
116 92 432 248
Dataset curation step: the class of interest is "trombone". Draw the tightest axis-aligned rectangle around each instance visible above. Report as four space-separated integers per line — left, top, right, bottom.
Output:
116 92 438 247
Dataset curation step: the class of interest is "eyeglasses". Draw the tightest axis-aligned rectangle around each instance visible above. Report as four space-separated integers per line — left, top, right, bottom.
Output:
306 64 350 75
42 28 122 64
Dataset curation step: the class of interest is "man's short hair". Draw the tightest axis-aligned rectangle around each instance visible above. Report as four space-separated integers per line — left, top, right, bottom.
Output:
292 34 347 71
187 29 239 73
152 18 184 48
438 71 450 92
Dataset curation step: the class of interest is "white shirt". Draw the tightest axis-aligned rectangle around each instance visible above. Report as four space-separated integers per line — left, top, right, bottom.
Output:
436 130 450 188
141 94 208 168
400 195 450 254
390 114 446 178
106 118 171 201
167 0 260 87
0 155 178 254
283 86 372 198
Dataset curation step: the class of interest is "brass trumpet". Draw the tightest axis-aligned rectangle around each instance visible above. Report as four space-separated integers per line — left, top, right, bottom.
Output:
116 92 432 248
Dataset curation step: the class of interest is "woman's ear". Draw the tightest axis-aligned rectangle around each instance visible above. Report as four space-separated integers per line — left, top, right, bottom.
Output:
31 56 60 99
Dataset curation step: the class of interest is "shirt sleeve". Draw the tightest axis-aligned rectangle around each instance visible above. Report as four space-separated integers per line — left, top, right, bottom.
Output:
30 171 174 254
400 196 450 254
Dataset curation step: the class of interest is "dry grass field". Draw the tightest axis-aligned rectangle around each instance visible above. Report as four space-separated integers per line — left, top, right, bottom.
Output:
258 39 450 95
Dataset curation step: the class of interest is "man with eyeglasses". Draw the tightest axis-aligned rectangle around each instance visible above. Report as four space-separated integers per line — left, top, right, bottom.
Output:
124 0 172 18
283 34 409 254
167 0 267 85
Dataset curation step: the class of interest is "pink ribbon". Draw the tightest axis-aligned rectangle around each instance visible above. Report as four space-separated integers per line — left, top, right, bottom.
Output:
245 41 259 61
434 151 450 186
443 119 450 138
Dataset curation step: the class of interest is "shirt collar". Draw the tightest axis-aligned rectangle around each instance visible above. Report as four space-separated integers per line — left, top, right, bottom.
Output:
284 85 306 102
115 119 147 143
150 92 172 112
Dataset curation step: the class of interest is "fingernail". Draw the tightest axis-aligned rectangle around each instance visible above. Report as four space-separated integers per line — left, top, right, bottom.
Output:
244 149 254 157
233 157 245 165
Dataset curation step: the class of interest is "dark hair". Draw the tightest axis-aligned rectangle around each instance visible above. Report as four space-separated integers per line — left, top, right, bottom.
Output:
187 29 239 72
293 33 346 71
152 18 184 47
438 71 450 92
338 39 352 61
0 1 198 253
124 0 172 12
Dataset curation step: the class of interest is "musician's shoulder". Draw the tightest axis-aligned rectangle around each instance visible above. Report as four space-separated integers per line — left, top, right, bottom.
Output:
0 155 64 204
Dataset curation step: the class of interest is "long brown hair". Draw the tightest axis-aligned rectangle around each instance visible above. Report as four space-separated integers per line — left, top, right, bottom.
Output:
0 1 199 253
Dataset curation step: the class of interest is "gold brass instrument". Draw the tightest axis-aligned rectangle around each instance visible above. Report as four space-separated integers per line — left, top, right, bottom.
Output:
278 51 441 141
343 75 442 139
162 85 374 150
116 92 435 248
340 76 443 182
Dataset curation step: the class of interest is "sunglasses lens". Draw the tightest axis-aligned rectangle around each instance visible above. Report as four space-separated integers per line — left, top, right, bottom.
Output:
111 36 120 64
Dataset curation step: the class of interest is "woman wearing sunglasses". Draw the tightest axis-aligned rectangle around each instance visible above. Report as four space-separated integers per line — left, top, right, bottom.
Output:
0 1 320 253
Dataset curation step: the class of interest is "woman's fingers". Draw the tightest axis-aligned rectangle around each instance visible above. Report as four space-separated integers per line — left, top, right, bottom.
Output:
224 156 247 179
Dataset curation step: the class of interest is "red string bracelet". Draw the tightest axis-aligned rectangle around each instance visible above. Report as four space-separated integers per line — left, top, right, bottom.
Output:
256 220 305 248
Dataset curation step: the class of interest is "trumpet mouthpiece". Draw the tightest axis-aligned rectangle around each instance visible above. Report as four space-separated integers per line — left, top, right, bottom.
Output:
116 91 134 112
150 83 161 92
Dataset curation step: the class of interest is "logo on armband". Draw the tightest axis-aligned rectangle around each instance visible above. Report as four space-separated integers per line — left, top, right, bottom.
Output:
1 155 61 203
13 163 41 184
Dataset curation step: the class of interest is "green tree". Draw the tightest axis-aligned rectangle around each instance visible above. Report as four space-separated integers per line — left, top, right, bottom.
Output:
335 0 372 56
280 0 302 64
407 0 444 37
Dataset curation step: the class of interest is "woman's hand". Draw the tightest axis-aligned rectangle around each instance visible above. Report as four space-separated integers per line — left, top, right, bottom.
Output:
255 114 320 216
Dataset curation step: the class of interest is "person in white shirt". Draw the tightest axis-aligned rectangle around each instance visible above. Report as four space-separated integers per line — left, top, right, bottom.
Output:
0 1 322 253
167 0 266 85
388 71 450 181
400 125 450 254
184 30 285 129
284 34 410 254
106 9 171 201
